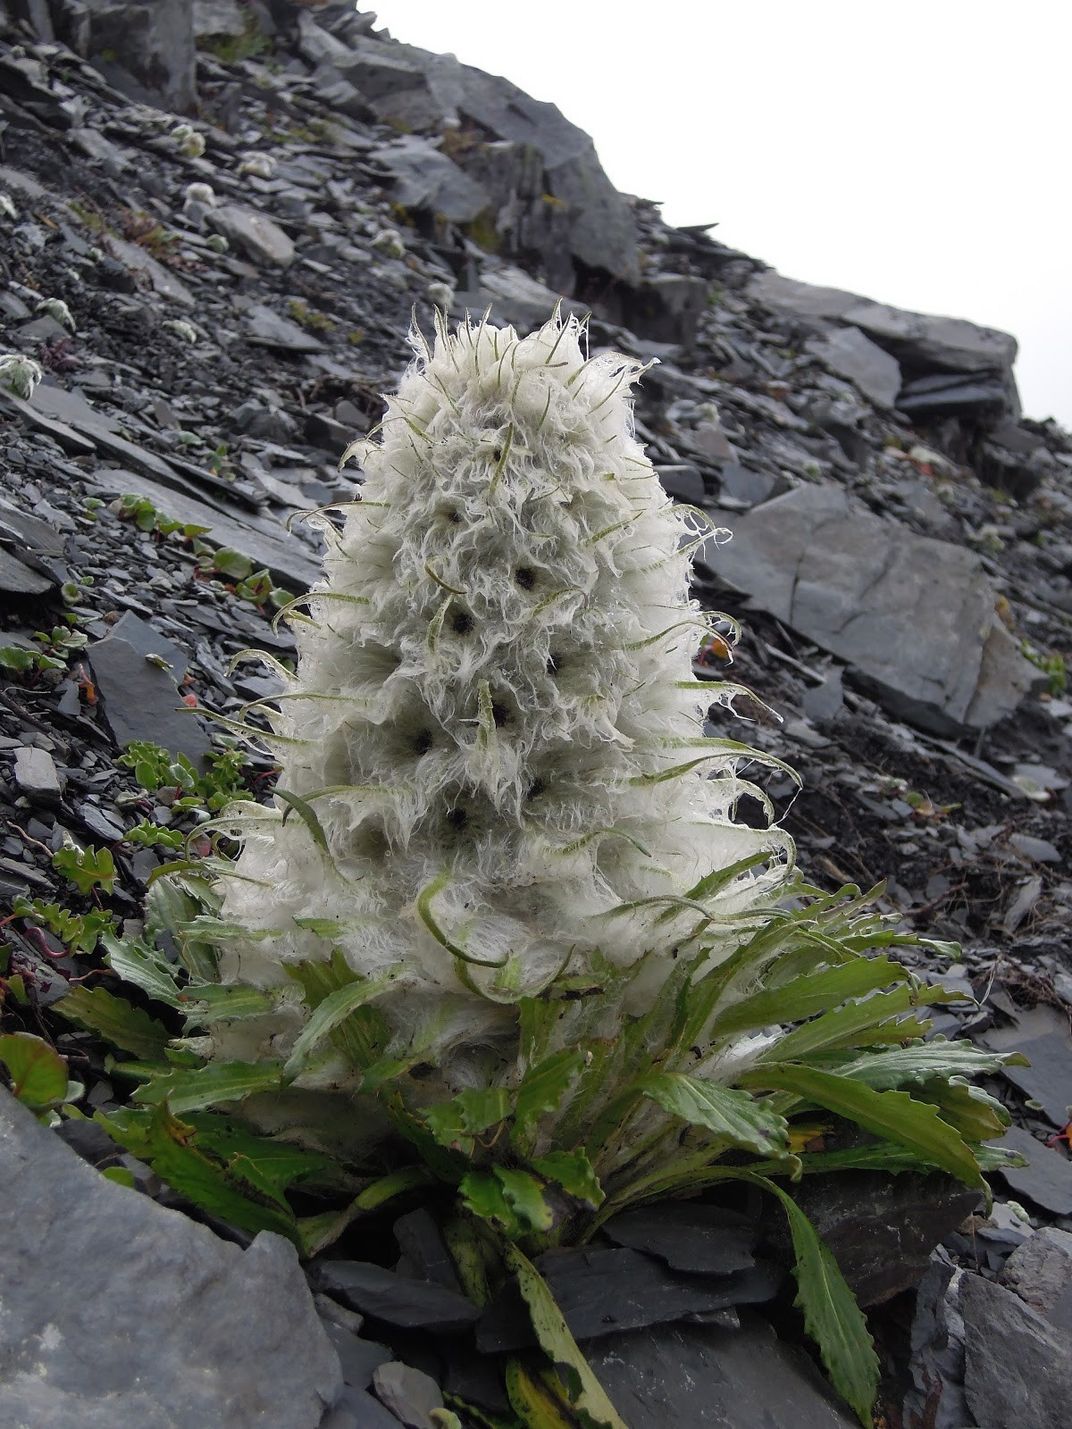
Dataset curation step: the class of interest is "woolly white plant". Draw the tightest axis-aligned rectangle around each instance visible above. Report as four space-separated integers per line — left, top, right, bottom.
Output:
210 311 794 1080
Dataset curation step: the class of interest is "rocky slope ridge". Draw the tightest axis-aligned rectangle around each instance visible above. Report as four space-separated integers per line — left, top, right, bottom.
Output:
0 3 1070 1427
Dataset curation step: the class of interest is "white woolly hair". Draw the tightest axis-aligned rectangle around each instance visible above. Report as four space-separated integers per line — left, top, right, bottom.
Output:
212 312 795 1080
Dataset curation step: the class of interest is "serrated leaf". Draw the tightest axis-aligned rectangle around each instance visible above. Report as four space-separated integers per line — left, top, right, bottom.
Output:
707 957 911 1039
530 1149 604 1207
283 972 398 1078
425 1088 511 1151
916 1077 1010 1142
288 949 391 1071
639 1072 791 1158
515 1049 585 1132
98 1103 300 1245
0 1032 69 1109
760 984 933 1062
56 985 172 1061
504 1244 627 1429
134 1061 284 1113
745 1173 877 1426
837 1040 1028 1091
740 1063 984 1188
494 1167 554 1232
180 1113 338 1192
53 843 116 895
180 983 280 1025
460 1170 524 1236
102 933 183 1007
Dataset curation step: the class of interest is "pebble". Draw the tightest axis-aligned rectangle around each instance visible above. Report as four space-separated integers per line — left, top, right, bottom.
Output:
12 745 65 804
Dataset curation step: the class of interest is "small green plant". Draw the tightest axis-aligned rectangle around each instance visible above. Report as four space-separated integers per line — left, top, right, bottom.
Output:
200 549 288 609
12 898 117 955
0 1032 81 1125
119 741 251 815
123 821 186 851
287 298 336 333
112 492 211 540
198 17 270 64
1021 640 1068 696
53 842 117 897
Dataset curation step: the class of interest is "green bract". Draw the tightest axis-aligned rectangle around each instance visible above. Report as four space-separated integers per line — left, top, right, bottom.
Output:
65 313 1026 1427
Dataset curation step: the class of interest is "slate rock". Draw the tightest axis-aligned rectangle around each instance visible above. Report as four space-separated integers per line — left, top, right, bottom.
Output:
844 300 1018 374
466 263 585 332
393 1207 464 1293
773 1171 980 1307
656 464 706 505
313 1260 480 1333
209 205 295 267
897 369 1018 420
55 0 197 114
584 1314 855 1428
321 1385 401 1429
601 1202 758 1276
623 273 709 347
89 627 213 766
806 325 902 409
372 1362 444 1429
320 1322 393 1391
243 303 325 353
376 134 492 224
476 1245 781 1352
0 546 53 595
12 746 65 805
0 1089 341 1428
705 484 1035 734
984 1014 1072 1127
996 1125 1072 1215
959 1272 1071 1429
1000 1227 1072 1330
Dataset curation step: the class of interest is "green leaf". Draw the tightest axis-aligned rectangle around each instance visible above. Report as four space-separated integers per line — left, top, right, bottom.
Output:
706 957 911 1038
297 1167 438 1257
744 1173 878 1426
638 1072 791 1158
915 1077 1010 1142
530 1149 604 1207
740 1063 985 1188
283 972 398 1078
56 985 172 1061
504 1243 627 1429
0 645 35 672
515 1049 585 1132
0 1032 69 1109
180 983 279 1025
180 1113 338 1193
52 843 116 895
416 872 509 969
212 547 254 579
460 1170 524 1237
134 1061 284 1113
759 984 939 1062
425 1088 511 1152
288 950 391 1071
505 1358 577 1428
274 787 331 856
494 1167 554 1232
98 1103 300 1245
837 1040 1028 1091
102 933 183 1007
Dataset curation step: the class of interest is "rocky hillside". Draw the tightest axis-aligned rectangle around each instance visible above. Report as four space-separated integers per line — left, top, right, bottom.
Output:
1 3 1070 1427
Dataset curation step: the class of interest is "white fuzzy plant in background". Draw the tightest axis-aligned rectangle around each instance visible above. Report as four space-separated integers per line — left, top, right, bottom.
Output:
212 312 795 1081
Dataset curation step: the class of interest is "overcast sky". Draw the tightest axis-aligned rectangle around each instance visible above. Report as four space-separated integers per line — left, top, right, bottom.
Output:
368 1 1069 430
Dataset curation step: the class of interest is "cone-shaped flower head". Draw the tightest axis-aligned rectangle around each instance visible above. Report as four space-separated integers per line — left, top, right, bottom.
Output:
214 313 793 1078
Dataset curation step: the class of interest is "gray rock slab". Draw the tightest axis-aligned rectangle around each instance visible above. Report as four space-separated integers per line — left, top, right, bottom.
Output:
320 1323 392 1391
103 235 196 307
476 1246 781 1351
314 1260 480 1333
56 0 196 114
959 1272 1071 1429
243 302 325 353
601 1203 757 1276
996 1125 1072 1215
0 1089 341 1428
12 746 65 804
209 205 295 267
807 325 902 409
468 263 584 331
80 467 321 592
704 485 1034 734
0 546 54 594
584 1315 855 1428
844 301 1017 373
372 1362 443 1429
984 1022 1072 1127
1001 1227 1072 1330
89 628 213 765
747 271 865 320
376 135 491 224
776 1171 979 1307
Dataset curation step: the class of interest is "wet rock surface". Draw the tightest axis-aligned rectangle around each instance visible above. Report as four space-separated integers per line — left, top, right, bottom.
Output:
0 3 1069 1427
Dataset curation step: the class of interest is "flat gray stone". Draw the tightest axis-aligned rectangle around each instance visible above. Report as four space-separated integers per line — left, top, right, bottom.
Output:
996 1125 1072 1215
1001 1228 1072 1330
89 629 213 766
844 301 1017 373
377 135 492 224
585 1315 855 1428
372 1362 443 1429
807 326 902 409
0 1090 341 1428
602 1204 756 1276
748 271 864 320
314 1260 480 1333
12 746 65 804
243 303 325 353
209 205 295 267
105 235 196 308
704 485 1034 734
0 547 53 595
959 1272 1071 1429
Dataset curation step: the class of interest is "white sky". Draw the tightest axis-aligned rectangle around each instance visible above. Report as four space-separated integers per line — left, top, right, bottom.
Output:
367 1 1070 430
